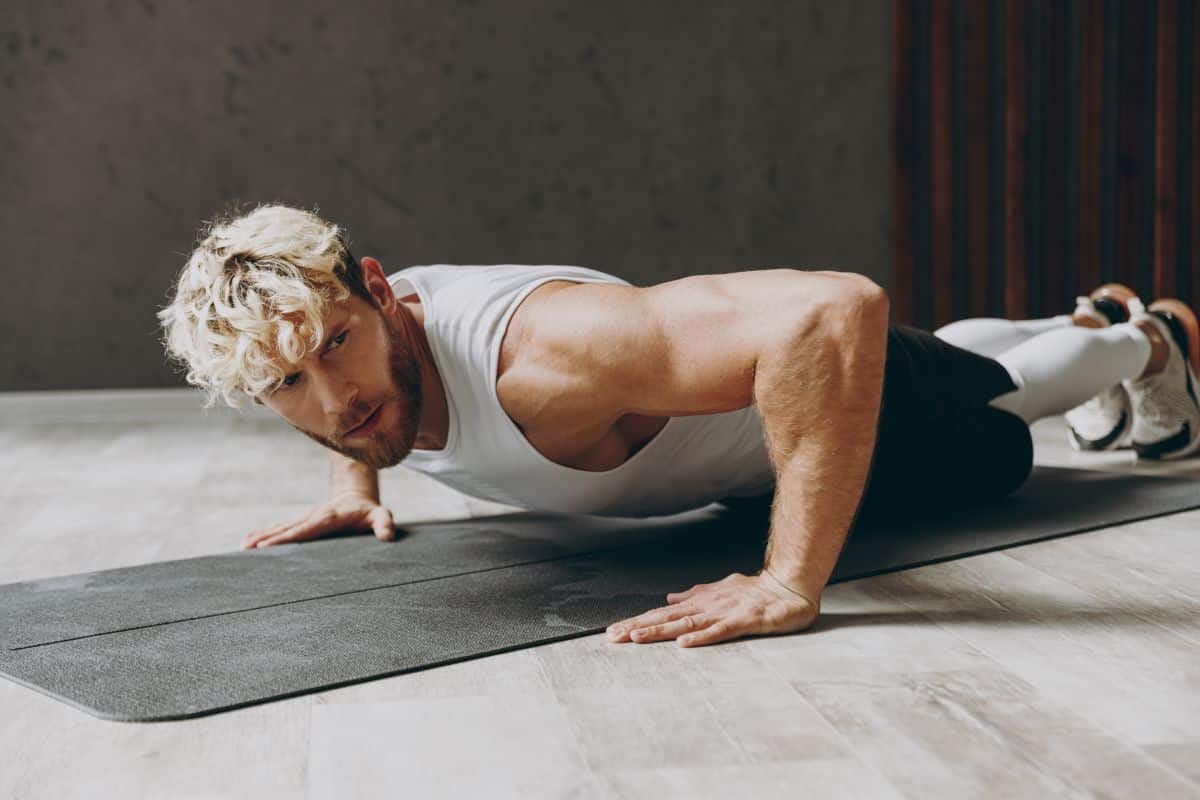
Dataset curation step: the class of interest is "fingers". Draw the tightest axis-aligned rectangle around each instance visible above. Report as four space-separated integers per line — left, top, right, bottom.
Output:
623 612 711 644
242 521 291 550
241 500 395 550
606 601 698 643
370 506 395 542
244 508 333 549
677 619 736 647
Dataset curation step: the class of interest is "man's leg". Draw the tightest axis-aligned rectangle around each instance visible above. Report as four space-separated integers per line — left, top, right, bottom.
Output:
932 284 1140 358
985 299 1200 460
933 314 1075 357
936 284 1144 451
984 323 1151 424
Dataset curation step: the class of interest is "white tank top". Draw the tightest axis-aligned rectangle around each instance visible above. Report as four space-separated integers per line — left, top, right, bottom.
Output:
391 264 776 517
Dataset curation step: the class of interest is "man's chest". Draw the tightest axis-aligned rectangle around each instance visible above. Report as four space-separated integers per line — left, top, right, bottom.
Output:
494 280 671 472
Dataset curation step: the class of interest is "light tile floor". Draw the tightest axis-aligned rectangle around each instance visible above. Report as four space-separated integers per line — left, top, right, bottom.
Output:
0 389 1197 799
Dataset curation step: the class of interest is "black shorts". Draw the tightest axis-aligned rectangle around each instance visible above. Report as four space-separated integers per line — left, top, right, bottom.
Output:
721 324 1034 522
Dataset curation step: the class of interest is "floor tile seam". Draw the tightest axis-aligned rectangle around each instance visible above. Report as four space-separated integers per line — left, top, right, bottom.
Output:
745 642 907 796
994 549 1200 650
874 578 1200 790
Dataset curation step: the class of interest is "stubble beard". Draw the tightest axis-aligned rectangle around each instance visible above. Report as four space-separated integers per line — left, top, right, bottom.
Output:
295 317 424 470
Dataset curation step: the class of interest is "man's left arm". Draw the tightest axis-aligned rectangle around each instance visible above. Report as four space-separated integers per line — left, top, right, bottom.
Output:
754 279 889 607
605 276 889 647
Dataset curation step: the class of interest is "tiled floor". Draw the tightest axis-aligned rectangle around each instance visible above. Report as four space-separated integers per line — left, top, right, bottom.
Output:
1 389 1197 799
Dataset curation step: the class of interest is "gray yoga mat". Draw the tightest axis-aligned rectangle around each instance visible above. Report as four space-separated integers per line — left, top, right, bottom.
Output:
1 465 1196 722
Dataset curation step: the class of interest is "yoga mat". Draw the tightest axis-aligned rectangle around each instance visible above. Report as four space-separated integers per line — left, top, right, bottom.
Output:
1 465 1196 722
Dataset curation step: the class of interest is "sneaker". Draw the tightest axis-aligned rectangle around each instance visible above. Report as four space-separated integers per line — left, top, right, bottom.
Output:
1123 299 1200 460
1064 284 1139 451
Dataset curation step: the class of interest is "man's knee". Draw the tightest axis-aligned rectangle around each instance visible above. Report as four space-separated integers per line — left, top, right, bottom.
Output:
957 408 1034 502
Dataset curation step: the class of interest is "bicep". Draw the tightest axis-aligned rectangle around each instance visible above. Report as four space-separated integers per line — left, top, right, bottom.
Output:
540 269 884 419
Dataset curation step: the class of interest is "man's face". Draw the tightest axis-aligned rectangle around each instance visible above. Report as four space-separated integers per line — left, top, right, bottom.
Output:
258 293 424 470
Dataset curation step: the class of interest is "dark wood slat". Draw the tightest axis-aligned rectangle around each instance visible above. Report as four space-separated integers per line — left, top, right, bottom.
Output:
1078 0 1104 293
1193 4 1199 311
966 0 992 317
1154 0 1179 298
1179 0 1195 307
1063 0 1083 305
1005 0 1029 319
1028 2 1044 316
931 0 954 327
1042 0 1070 314
989 0 1008 315
1116 0 1147 293
951 2 970 321
893 0 917 325
1100 0 1120 284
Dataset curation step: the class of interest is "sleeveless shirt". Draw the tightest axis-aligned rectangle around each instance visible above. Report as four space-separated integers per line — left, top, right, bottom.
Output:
392 264 776 517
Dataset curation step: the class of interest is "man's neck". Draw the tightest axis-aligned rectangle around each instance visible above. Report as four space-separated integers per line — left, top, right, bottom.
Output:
401 299 451 451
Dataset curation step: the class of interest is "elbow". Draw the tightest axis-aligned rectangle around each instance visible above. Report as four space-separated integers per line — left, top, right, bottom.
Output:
835 275 890 331
852 275 889 317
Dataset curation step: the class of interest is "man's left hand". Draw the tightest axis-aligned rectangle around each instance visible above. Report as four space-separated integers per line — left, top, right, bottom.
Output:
605 571 821 648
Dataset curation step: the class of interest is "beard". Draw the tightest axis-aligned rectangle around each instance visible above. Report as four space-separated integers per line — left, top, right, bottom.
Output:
292 315 425 470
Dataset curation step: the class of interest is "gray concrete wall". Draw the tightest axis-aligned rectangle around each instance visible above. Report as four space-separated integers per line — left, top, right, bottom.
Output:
0 1 891 392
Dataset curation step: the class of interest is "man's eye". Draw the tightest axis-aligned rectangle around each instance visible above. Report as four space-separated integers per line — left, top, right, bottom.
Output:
281 373 300 388
330 331 348 349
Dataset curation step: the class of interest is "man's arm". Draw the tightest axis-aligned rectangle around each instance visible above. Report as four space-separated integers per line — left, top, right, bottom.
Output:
240 447 394 549
536 269 888 639
753 285 889 606
329 449 381 501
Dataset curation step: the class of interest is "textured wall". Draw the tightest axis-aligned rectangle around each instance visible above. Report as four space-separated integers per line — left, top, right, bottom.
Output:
0 1 891 392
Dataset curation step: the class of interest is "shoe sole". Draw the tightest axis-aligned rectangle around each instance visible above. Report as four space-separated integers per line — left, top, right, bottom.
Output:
1069 409 1130 451
1134 417 1200 460
1132 301 1200 460
1147 298 1200 375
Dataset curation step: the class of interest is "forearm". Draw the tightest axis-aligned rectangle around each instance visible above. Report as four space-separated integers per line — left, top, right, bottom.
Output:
329 449 381 501
755 286 889 604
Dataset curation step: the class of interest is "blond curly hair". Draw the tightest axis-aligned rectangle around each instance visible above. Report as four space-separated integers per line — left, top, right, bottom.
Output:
157 202 372 408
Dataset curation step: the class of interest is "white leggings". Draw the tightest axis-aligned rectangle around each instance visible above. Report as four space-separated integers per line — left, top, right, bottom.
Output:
933 315 1151 425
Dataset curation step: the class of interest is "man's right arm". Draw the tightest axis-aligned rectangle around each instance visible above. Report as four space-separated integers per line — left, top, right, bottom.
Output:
329 449 381 502
240 450 396 549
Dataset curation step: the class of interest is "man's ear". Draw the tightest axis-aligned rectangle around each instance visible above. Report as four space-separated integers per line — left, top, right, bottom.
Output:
358 256 396 311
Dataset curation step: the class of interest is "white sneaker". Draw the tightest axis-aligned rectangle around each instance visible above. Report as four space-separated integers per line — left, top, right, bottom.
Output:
1123 303 1200 460
1066 383 1133 451
1064 285 1139 451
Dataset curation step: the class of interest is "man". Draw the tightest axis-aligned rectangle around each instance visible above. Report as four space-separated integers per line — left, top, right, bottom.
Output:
158 204 1200 648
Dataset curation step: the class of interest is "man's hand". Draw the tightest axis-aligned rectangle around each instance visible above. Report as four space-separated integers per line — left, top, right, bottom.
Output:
605 571 820 648
240 492 395 549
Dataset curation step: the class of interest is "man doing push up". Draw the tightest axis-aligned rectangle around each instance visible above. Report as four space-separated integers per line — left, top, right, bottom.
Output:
157 204 1200 648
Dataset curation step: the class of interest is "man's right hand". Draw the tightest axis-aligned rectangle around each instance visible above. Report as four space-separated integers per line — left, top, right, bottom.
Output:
240 493 396 549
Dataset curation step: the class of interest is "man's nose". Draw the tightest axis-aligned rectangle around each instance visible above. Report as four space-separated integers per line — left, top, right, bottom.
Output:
313 369 358 417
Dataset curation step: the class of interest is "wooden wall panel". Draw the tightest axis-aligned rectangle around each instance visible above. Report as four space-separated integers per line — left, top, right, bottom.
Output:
892 0 1196 326
1192 4 1199 310
892 0 916 326
1042 1 1070 316
1115 0 1146 295
1079 0 1104 294
931 0 954 328
1155 0 1179 297
1004 0 1029 320
965 0 992 318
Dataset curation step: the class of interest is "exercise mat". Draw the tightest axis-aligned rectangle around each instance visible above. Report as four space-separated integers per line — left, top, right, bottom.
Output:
1 465 1196 722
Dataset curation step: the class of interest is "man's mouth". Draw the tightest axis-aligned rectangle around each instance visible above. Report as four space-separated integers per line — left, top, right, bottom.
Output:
345 404 382 438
